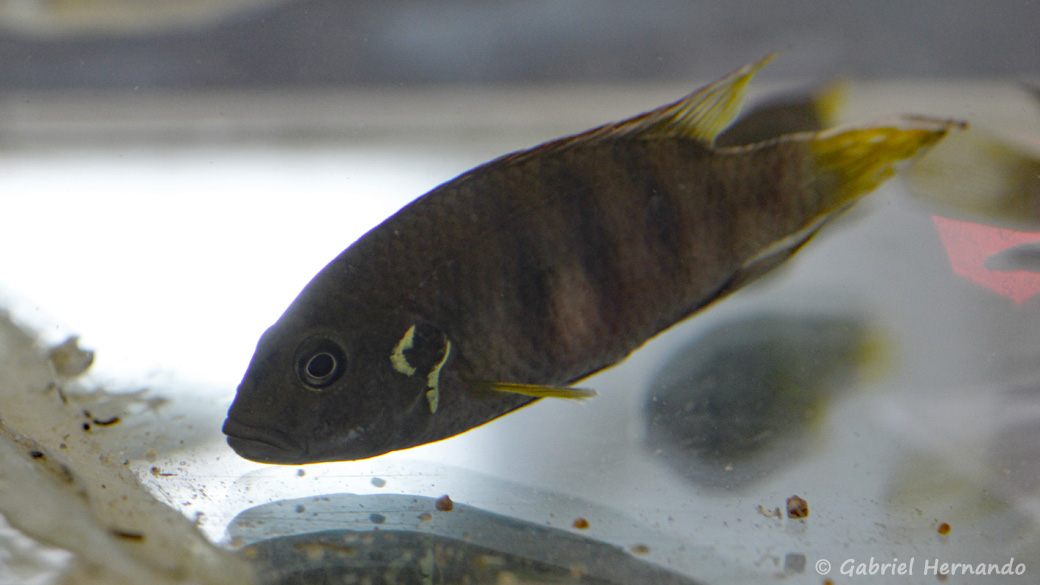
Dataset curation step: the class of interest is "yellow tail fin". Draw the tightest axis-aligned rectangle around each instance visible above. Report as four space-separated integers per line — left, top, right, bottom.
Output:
811 117 967 209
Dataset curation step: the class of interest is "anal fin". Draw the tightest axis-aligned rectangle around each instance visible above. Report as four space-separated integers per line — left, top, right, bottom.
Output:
720 211 838 297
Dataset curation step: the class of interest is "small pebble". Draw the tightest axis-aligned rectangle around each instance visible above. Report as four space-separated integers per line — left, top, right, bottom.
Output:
435 495 454 512
786 495 808 519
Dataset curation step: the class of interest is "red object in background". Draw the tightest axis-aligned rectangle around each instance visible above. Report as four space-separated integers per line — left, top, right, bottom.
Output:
931 215 1040 304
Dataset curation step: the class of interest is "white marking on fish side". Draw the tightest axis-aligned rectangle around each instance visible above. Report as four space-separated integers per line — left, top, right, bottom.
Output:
390 325 417 376
425 338 452 414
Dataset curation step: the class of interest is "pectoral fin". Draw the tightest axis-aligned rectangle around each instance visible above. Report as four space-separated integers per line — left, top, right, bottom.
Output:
481 381 597 401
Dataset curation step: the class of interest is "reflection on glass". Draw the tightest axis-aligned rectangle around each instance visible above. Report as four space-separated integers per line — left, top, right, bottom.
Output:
644 312 880 490
233 493 704 585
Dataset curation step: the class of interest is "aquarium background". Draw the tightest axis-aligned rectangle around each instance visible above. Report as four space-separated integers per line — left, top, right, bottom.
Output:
1 2 1038 584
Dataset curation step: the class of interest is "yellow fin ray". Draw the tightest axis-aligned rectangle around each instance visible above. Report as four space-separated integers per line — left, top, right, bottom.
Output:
495 54 776 168
621 53 777 144
482 381 597 401
811 117 966 210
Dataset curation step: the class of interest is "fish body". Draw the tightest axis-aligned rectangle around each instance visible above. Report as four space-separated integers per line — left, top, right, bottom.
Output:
224 56 958 464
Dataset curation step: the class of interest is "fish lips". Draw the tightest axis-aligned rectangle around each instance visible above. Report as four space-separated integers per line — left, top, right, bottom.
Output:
223 416 385 464
223 417 309 465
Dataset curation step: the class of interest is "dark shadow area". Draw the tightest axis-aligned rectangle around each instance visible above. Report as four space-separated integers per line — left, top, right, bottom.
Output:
644 313 876 490
230 493 705 585
985 242 1040 273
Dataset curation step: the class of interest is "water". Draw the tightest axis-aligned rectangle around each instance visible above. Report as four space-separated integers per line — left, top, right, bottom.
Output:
0 83 1038 584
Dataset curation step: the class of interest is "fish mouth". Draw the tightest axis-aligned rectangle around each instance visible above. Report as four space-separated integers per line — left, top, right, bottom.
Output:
222 417 308 465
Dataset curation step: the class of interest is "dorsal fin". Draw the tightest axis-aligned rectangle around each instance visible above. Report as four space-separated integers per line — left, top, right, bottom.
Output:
614 53 776 144
491 54 776 169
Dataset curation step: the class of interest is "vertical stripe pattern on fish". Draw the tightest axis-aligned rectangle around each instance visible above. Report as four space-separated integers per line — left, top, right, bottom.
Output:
223 55 961 464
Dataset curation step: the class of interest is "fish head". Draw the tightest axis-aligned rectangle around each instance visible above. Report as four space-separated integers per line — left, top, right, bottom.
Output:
223 308 455 464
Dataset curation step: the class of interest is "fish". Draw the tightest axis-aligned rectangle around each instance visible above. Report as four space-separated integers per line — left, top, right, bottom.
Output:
901 83 1040 229
714 80 845 147
904 127 1040 229
223 55 961 464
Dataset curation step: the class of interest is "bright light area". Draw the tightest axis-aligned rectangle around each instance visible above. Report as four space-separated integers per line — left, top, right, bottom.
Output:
0 145 474 390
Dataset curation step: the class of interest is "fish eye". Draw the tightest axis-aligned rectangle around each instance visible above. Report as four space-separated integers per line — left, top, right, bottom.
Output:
305 353 336 380
295 338 347 390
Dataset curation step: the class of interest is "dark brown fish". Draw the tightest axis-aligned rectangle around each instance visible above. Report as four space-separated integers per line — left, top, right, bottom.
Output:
223 56 959 464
